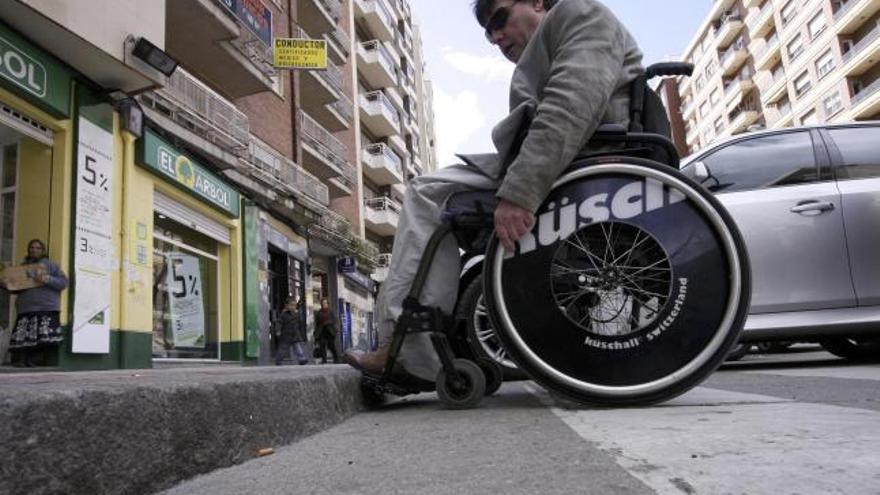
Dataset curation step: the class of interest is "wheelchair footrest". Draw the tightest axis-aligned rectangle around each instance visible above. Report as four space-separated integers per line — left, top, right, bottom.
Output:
397 297 454 336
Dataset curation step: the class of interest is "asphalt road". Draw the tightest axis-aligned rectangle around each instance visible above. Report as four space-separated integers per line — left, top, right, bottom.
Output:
162 347 880 495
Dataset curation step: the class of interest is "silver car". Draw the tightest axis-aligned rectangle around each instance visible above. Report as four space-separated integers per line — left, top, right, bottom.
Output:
681 122 880 360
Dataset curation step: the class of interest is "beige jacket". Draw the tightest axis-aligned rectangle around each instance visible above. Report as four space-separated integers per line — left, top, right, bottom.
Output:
459 0 644 212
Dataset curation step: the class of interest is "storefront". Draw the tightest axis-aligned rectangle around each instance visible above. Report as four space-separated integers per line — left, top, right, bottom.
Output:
134 128 243 363
0 22 77 366
242 204 308 364
338 260 376 352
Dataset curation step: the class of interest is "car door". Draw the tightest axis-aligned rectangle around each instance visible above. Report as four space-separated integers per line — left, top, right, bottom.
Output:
694 130 855 314
822 125 880 306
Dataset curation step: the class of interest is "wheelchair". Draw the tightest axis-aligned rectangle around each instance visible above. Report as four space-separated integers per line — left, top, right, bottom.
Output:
361 63 752 409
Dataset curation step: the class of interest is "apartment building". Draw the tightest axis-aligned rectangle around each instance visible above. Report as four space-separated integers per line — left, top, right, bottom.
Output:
0 0 435 368
672 0 880 155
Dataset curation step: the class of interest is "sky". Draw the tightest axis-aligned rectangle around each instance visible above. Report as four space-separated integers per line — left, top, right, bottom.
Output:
409 0 712 166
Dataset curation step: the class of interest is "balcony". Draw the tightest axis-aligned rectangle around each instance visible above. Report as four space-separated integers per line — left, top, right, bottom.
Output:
360 91 401 137
298 110 356 197
318 93 354 132
760 68 788 104
165 0 276 98
363 143 404 185
708 0 736 23
357 40 398 88
767 100 794 127
386 133 409 160
297 0 341 36
309 208 354 253
364 197 401 236
835 0 880 35
754 33 780 70
724 73 756 106
715 14 744 47
138 67 249 167
719 38 749 76
850 77 880 118
326 26 351 64
841 24 880 76
354 0 397 42
371 253 392 283
727 104 760 134
240 136 329 211
746 0 775 38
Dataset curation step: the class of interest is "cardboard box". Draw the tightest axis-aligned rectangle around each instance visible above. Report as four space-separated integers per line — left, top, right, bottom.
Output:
0 264 47 291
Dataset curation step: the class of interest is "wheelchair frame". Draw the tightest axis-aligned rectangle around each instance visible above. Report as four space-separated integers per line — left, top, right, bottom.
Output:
362 62 702 409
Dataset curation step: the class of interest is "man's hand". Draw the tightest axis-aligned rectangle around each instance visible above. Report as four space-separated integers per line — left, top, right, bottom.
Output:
494 199 535 252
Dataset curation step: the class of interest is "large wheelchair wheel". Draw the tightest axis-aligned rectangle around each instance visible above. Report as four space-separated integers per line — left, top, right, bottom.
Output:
484 157 751 406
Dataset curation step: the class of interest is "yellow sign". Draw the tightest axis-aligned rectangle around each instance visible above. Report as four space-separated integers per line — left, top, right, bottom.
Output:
273 38 328 70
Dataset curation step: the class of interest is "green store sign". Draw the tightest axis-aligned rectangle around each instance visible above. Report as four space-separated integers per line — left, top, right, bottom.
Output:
138 128 240 217
0 22 71 117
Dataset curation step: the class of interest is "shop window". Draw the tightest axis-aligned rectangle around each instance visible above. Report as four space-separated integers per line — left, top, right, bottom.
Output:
152 214 220 359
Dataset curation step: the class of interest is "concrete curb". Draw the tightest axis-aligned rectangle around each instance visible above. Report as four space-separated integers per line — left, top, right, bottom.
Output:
0 366 365 495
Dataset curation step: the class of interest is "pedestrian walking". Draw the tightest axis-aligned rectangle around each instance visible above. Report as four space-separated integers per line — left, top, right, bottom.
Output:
313 298 339 364
1 239 68 367
275 296 308 365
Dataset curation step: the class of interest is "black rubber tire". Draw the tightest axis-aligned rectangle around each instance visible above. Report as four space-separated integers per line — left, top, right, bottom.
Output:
476 357 504 396
436 359 486 409
456 276 527 381
820 338 880 361
725 342 752 362
484 157 751 406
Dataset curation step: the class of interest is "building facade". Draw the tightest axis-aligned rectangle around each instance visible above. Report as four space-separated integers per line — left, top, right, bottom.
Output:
674 0 880 155
0 0 435 369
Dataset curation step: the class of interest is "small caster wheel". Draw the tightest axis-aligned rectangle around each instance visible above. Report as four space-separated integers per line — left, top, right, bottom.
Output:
436 359 486 409
361 381 388 408
476 357 503 396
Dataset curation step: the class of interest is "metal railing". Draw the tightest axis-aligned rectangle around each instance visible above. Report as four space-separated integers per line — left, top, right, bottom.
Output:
365 142 403 174
228 22 277 79
328 25 351 57
842 23 880 65
298 110 357 187
719 37 746 67
746 0 773 30
755 33 779 62
361 40 398 76
851 77 880 107
153 66 250 151
365 196 402 213
244 136 330 206
834 0 862 22
362 91 401 128
364 0 396 31
318 0 342 22
329 93 355 125
309 208 353 249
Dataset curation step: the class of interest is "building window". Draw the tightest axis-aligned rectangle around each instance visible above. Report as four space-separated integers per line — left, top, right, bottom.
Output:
710 89 720 105
714 117 725 133
152 215 220 359
815 50 836 80
794 71 813 97
787 34 804 62
781 0 798 26
823 91 843 117
808 12 827 39
696 75 706 92
706 59 718 78
700 102 710 118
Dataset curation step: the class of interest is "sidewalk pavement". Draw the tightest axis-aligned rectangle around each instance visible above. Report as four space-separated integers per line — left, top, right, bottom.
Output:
0 365 365 495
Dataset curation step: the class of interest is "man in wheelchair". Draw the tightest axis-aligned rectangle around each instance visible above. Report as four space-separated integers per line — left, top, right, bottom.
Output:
344 0 646 380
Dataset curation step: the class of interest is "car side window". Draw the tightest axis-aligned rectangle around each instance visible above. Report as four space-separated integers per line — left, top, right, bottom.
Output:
827 127 880 180
699 131 818 193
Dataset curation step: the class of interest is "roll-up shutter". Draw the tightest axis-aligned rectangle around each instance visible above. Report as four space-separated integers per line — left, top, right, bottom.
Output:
0 102 54 146
154 190 231 245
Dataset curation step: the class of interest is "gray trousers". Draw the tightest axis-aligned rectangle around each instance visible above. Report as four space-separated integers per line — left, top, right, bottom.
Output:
376 164 501 380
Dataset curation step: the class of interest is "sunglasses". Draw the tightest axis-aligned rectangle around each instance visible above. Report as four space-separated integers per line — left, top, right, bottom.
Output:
484 5 513 40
